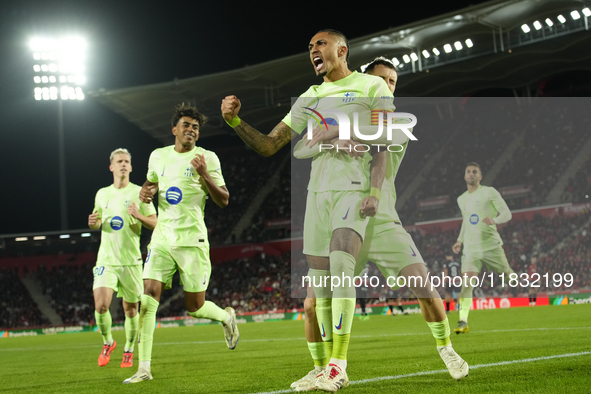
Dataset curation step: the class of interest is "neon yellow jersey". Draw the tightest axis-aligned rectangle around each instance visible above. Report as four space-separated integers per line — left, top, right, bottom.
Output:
283 71 395 192
93 183 156 266
457 185 507 252
146 145 225 247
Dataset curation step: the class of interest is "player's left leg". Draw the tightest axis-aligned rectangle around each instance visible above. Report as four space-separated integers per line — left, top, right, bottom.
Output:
117 265 142 368
177 246 238 349
399 263 468 380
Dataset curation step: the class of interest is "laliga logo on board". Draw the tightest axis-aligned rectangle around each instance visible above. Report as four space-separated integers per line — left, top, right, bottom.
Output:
111 216 124 230
304 108 417 153
166 187 183 205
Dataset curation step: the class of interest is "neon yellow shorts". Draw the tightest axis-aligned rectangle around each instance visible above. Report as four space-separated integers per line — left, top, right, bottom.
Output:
355 222 425 289
461 246 514 275
143 244 211 293
92 264 143 303
303 190 370 257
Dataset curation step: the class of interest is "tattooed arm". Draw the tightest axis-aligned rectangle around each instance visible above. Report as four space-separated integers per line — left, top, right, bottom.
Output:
221 95 294 157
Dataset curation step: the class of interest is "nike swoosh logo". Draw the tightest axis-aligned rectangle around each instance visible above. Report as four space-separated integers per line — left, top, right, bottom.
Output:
410 245 417 257
335 314 343 330
321 323 326 338
342 208 350 220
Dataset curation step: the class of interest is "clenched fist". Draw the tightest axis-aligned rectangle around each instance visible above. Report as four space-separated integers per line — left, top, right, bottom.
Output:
221 95 241 123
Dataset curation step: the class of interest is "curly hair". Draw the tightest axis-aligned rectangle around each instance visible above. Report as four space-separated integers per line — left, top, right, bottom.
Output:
171 102 208 128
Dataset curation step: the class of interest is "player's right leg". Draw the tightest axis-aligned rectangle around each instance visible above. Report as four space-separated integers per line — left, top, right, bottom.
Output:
456 270 478 334
291 287 327 392
93 266 117 367
124 245 172 384
117 265 143 368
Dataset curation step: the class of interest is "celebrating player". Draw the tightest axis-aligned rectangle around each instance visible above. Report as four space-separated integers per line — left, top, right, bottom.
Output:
223 29 403 391
291 57 468 391
124 103 239 384
452 162 514 333
89 148 157 368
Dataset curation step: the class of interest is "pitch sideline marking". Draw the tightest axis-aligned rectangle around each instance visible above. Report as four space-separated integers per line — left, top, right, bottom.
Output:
1 326 591 352
252 351 591 394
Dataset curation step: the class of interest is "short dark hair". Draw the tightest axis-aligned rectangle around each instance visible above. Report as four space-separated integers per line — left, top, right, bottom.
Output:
466 162 481 171
364 56 398 75
171 102 207 128
316 29 350 62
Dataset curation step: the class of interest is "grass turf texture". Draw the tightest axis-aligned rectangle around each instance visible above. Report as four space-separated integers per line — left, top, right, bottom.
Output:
0 305 589 393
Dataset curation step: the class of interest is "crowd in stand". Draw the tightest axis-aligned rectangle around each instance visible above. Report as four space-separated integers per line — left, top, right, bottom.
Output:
0 269 50 329
1 208 589 329
34 262 97 326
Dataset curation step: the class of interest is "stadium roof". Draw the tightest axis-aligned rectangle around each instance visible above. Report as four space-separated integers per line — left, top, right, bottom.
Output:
90 0 591 145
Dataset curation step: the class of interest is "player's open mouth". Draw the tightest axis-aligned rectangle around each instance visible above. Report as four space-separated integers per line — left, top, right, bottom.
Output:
313 57 324 71
184 133 194 139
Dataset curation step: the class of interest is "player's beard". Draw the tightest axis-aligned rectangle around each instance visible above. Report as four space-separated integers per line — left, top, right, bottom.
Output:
316 70 327 78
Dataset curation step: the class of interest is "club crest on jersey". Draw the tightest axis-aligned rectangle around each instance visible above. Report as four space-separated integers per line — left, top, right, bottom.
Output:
166 187 183 205
123 200 131 208
185 167 195 177
342 92 355 103
111 216 124 230
470 214 479 225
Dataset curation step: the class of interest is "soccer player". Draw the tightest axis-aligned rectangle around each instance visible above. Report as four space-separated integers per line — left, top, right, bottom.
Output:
452 162 514 333
291 57 468 391
88 148 157 368
124 103 239 384
443 254 461 313
222 30 404 391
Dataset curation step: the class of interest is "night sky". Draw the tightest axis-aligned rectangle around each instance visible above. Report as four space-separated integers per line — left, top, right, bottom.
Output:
0 0 489 234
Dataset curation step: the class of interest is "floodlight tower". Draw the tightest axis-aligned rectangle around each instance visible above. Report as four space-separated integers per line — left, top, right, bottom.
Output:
30 37 86 230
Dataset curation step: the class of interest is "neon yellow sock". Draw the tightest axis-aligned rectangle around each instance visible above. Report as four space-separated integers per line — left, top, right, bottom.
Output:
124 313 139 352
307 342 327 367
138 295 159 362
188 301 228 323
95 310 113 344
325 340 333 361
459 298 472 323
316 298 333 342
331 333 350 361
427 318 451 347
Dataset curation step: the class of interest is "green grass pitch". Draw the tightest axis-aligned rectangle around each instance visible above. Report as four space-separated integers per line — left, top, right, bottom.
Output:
1 305 590 393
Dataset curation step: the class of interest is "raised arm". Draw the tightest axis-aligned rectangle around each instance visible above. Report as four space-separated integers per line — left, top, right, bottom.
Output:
221 95 294 157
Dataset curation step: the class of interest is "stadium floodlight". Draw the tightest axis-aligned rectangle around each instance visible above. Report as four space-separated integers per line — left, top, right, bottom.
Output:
454 41 463 50
571 10 581 20
521 24 531 33
557 14 566 23
33 236 46 240
29 36 86 231
443 44 452 53
391 57 400 66
29 36 86 101
15 237 28 241
432 48 440 56
533 21 542 30
465 39 473 48
81 233 91 237
545 18 554 27
583 8 591 17
422 50 430 58
403 54 411 63
410 53 418 62
59 234 70 239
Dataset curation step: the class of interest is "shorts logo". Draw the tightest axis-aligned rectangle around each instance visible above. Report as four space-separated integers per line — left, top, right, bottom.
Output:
409 245 417 257
166 187 183 205
470 214 479 225
145 249 151 263
321 323 326 338
202 274 207 285
342 208 350 220
111 216 124 230
335 313 343 330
